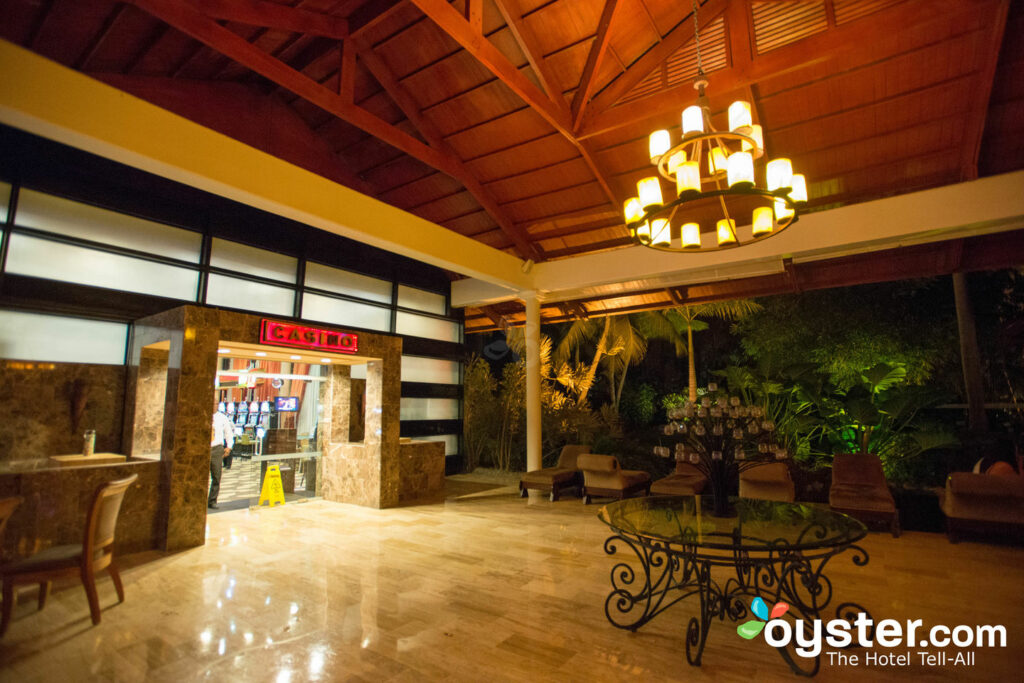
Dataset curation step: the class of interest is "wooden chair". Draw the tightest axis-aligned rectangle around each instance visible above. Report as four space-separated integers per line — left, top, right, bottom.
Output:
0 474 137 636
740 463 796 502
578 454 651 505
829 454 899 537
519 445 590 501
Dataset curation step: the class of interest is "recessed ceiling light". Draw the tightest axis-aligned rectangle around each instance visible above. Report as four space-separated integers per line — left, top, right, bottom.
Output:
290 355 301 360
255 352 267 357
218 348 231 354
321 358 331 363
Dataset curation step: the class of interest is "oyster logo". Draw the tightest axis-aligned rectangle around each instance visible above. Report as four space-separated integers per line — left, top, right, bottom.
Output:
737 597 790 639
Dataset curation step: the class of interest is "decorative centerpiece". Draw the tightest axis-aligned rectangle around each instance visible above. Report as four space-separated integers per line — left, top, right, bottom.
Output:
654 383 788 516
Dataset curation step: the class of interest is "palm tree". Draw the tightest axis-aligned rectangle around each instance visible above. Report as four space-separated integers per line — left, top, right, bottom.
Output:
553 314 646 408
638 300 763 403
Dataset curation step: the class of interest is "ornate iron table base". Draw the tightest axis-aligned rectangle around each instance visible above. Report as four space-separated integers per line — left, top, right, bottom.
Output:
603 531 873 676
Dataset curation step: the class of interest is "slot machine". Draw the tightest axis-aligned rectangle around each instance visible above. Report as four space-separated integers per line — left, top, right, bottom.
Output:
218 401 226 414
235 400 248 427
259 401 271 429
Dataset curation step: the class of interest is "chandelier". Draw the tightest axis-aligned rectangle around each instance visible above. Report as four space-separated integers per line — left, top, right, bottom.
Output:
623 3 808 252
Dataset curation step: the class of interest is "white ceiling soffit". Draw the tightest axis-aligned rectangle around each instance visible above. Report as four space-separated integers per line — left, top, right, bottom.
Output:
452 170 1024 308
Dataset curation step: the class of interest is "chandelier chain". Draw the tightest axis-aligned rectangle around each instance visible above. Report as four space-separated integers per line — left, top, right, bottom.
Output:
693 0 703 75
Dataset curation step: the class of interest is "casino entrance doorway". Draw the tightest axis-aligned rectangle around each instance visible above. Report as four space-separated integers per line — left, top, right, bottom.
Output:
211 340 369 511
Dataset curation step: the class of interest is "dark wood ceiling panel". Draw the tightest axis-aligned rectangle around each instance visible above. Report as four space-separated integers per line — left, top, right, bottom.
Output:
442 210 499 237
380 171 462 208
501 182 608 224
483 158 596 204
465 133 580 182
1 0 1018 272
420 78 533 137
443 106 549 159
407 189 483 224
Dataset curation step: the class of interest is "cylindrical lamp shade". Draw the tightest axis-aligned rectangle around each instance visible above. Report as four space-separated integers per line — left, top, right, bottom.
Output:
667 151 686 174
623 197 643 223
709 147 728 175
728 101 752 132
752 206 773 237
727 152 754 188
789 173 808 203
681 222 701 249
716 219 737 246
637 176 663 209
682 105 704 134
676 161 701 195
649 129 671 163
742 124 764 152
651 218 671 246
767 158 793 191
774 198 794 221
636 221 651 241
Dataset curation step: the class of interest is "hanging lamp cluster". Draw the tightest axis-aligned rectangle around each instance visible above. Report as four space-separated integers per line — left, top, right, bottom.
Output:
622 2 808 252
623 77 809 253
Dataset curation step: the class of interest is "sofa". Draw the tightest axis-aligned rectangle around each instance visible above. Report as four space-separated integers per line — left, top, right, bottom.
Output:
740 462 796 502
578 454 651 504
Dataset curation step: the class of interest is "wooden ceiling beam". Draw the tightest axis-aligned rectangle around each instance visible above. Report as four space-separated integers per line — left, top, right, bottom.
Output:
959 0 1010 181
579 0 990 139
348 0 405 38
195 0 349 39
409 0 573 138
129 0 551 257
493 0 567 108
571 0 620 129
584 0 728 123
353 38 541 261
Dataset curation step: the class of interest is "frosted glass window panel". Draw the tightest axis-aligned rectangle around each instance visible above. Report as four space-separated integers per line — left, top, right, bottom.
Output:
305 262 392 304
210 238 297 283
0 310 127 364
0 181 10 223
411 435 459 456
349 364 367 379
398 285 446 315
206 274 294 316
401 356 460 384
395 311 461 343
16 189 201 262
6 234 199 299
400 398 460 420
301 292 390 332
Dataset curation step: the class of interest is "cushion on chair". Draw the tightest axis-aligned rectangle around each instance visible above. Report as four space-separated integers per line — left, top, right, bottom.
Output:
832 453 887 487
578 454 619 472
520 468 578 487
555 445 590 470
829 484 896 512
948 472 1024 498
651 473 706 496
619 470 651 488
0 544 82 574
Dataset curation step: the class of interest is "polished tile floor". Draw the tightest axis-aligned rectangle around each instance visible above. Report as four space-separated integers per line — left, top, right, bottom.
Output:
1 473 1021 682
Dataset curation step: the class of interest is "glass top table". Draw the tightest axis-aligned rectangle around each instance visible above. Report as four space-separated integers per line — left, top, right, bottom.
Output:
596 495 874 677
598 495 867 553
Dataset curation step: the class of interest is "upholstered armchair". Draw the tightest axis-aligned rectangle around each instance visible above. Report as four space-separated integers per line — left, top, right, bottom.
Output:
519 445 590 501
740 462 796 502
578 454 651 505
941 470 1024 543
829 453 899 537
651 461 707 496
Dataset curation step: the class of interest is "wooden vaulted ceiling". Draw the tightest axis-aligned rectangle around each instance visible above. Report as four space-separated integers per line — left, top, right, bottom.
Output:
1 1 1021 333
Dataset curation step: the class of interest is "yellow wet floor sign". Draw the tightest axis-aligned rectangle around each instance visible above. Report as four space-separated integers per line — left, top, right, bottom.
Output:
258 464 286 507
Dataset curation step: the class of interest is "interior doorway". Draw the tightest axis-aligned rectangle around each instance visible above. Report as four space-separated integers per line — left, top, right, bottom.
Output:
210 340 368 511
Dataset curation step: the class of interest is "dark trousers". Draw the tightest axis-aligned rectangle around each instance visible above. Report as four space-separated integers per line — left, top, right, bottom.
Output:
209 445 224 505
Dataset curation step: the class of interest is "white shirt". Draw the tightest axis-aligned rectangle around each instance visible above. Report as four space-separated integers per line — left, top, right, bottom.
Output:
211 411 235 448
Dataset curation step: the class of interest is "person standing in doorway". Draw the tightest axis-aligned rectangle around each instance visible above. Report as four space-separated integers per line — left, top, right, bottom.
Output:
210 406 235 510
